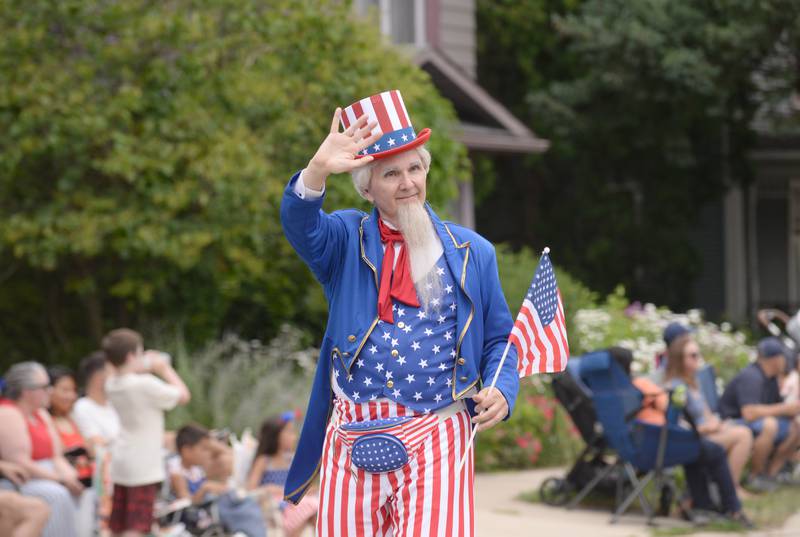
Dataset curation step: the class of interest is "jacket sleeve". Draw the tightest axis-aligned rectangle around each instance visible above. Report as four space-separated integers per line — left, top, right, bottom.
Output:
280 171 347 286
478 244 520 419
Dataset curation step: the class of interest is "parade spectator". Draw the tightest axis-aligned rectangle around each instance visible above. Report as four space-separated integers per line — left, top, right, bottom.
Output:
719 337 800 492
247 413 317 537
0 489 49 537
680 438 752 526
47 366 94 487
103 328 190 537
169 424 266 537
0 460 50 537
0 361 93 537
664 333 753 497
72 350 118 532
72 351 120 448
168 424 227 503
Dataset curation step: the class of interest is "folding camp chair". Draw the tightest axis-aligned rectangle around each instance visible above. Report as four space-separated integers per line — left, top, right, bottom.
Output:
696 365 719 414
571 350 702 523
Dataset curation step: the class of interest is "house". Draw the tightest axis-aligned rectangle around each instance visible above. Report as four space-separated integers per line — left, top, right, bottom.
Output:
354 0 549 228
703 132 800 323
692 89 800 324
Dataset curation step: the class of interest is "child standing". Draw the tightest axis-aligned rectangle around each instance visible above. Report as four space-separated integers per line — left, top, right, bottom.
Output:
103 328 190 537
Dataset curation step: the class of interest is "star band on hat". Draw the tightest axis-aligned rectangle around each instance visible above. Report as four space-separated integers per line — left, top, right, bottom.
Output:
341 90 431 160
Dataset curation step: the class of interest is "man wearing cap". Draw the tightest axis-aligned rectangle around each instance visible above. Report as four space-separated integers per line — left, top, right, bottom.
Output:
719 337 800 491
280 91 519 535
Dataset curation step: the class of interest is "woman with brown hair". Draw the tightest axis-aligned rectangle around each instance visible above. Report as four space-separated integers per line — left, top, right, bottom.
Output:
246 413 318 537
665 333 753 497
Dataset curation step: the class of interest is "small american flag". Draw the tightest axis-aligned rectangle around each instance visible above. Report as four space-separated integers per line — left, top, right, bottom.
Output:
509 249 569 377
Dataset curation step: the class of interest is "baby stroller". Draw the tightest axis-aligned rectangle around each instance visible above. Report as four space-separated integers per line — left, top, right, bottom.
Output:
758 308 800 351
156 497 231 537
539 347 635 508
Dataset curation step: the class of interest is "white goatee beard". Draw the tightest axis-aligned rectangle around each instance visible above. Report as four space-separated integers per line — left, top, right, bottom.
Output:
396 201 443 311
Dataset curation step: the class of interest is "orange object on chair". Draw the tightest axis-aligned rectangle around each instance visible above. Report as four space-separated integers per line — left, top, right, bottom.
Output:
632 377 668 425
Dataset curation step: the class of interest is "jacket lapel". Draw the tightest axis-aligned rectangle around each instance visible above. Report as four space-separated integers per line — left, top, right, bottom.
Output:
427 204 470 290
360 208 383 289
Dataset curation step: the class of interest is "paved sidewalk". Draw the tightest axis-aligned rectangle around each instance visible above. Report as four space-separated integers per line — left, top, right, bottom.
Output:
474 468 800 537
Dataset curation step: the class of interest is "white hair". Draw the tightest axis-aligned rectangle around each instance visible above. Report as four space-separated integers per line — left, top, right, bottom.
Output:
351 146 431 200
4 361 47 400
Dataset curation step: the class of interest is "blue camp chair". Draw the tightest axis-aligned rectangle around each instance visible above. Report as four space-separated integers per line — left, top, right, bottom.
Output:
696 364 720 414
569 350 702 523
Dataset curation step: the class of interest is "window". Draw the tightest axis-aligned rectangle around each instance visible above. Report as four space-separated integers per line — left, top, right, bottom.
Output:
355 0 426 48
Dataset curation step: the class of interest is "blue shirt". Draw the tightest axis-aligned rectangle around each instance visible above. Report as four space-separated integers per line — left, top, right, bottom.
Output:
333 255 459 413
718 363 781 419
666 378 710 426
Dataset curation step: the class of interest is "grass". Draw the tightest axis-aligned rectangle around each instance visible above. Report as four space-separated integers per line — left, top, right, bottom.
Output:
518 481 800 535
651 486 800 536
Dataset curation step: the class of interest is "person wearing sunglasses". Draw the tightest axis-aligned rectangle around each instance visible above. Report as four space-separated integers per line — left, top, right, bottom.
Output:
0 361 92 537
665 331 753 500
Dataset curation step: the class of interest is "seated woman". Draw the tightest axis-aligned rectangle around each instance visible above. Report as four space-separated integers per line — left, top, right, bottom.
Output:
0 362 95 537
246 413 318 537
665 334 754 497
47 367 94 488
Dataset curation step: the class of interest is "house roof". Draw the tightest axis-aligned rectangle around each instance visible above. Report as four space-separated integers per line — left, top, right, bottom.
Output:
414 47 549 154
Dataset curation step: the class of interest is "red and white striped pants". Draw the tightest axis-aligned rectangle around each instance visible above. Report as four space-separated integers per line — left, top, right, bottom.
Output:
317 398 475 537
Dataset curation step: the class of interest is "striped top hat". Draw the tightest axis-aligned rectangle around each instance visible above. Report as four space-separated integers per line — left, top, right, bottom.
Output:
341 90 431 159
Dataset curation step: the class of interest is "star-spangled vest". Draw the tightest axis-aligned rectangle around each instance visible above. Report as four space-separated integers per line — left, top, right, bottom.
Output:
331 254 458 413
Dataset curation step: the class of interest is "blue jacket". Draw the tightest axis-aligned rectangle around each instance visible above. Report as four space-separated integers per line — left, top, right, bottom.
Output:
280 171 519 503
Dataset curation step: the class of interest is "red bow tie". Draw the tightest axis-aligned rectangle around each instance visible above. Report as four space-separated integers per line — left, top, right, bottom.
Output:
377 219 420 323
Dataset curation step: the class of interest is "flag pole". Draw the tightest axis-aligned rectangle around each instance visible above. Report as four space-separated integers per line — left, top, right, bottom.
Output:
457 246 550 474
457 339 513 474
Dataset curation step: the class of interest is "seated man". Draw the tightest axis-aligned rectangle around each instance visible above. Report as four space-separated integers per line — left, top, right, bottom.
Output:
719 337 800 491
168 424 227 504
168 424 265 537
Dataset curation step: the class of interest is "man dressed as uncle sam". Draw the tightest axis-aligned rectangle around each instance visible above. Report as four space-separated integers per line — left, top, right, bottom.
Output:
280 90 520 536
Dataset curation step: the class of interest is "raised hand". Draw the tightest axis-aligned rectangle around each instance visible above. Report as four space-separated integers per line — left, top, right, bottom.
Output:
304 109 383 190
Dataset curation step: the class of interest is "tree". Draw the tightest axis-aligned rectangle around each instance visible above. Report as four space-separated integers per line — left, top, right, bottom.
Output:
476 0 800 311
0 0 469 366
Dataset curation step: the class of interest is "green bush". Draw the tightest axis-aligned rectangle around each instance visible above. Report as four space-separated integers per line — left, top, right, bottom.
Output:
474 377 583 471
573 287 753 381
0 0 469 366
161 327 315 434
495 243 598 343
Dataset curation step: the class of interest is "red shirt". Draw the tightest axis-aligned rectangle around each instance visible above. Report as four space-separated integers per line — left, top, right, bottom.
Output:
26 410 55 461
0 401 54 459
56 418 93 481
